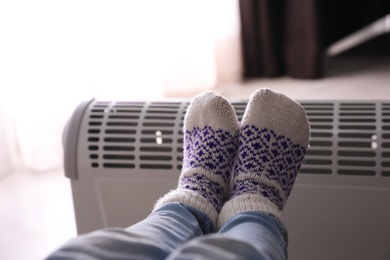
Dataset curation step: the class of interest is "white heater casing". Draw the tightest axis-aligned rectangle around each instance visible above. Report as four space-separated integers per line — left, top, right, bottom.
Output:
63 99 390 260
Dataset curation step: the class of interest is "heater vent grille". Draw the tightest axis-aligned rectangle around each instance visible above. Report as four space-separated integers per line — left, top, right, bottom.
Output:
86 101 186 170
85 100 390 177
300 103 334 174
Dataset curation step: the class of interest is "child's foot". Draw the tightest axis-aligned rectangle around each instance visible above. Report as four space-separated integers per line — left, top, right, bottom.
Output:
219 89 310 227
154 91 240 224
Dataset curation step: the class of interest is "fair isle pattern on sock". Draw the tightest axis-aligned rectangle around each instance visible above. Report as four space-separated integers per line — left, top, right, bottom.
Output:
231 125 307 210
180 126 238 211
218 88 310 228
154 91 240 224
183 126 238 183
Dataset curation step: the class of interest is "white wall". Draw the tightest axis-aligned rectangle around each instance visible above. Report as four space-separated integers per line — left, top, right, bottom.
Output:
0 0 241 171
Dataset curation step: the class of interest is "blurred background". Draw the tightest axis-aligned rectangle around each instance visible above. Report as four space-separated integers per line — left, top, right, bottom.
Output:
0 0 389 259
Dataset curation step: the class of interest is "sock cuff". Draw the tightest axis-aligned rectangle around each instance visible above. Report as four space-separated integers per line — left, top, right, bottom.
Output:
218 194 283 229
153 189 219 225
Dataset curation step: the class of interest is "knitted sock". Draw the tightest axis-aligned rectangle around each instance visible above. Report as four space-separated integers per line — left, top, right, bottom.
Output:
154 91 240 224
218 88 310 228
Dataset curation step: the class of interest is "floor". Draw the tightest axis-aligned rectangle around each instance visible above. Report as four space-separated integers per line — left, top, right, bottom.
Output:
0 167 76 260
1 35 389 260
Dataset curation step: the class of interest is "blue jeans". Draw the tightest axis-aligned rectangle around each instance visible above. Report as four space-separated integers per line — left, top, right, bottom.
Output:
46 203 288 259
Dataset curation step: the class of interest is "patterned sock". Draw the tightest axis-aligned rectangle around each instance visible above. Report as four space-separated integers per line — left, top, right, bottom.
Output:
154 91 240 224
218 88 310 228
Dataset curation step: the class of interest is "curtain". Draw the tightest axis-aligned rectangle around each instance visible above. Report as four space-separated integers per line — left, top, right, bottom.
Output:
239 0 390 79
0 0 242 172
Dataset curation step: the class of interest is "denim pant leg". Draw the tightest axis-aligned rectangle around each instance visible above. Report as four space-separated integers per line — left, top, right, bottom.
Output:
167 211 288 260
46 202 216 260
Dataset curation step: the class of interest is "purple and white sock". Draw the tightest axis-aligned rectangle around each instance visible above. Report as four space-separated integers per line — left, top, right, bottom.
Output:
218 88 310 227
154 91 239 224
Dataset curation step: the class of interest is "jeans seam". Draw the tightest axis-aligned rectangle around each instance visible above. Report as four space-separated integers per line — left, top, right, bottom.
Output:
200 219 216 234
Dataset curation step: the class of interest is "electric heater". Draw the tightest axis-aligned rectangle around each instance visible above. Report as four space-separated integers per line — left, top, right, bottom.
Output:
63 98 390 260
